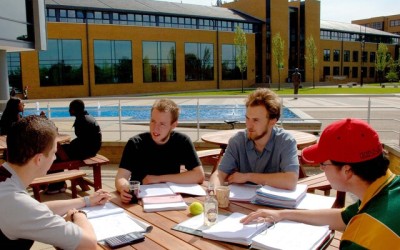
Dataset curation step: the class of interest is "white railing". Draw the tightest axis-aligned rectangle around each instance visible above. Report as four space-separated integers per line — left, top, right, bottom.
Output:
4 94 400 146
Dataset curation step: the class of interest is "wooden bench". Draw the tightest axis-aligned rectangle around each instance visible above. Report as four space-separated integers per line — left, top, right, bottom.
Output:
381 82 398 88
29 170 87 202
197 148 223 175
50 154 110 191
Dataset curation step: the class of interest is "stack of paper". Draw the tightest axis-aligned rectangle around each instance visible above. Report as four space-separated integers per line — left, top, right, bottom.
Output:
229 184 258 202
228 184 336 209
251 220 331 250
253 184 307 208
142 194 187 212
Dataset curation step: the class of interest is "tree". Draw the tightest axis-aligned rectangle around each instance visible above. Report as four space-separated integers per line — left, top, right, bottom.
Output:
272 33 285 91
375 43 390 85
305 35 318 89
386 57 399 82
234 26 248 93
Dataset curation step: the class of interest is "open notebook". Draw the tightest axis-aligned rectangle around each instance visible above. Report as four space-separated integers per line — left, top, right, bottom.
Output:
174 213 331 249
81 202 152 241
173 212 270 246
138 182 206 198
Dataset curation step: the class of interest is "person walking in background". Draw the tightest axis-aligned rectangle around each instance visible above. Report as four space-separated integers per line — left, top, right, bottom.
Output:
0 97 24 136
0 115 110 249
241 118 400 249
47 99 102 194
209 88 299 190
292 68 301 99
9 87 16 97
23 86 28 100
115 99 205 204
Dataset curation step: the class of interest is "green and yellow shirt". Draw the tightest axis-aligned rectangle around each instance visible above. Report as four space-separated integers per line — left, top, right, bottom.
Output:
341 170 400 249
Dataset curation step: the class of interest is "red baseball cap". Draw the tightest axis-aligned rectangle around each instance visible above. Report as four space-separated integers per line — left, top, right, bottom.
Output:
302 118 382 164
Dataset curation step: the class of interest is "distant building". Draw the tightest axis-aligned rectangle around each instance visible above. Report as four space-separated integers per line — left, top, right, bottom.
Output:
0 0 46 101
7 0 400 99
352 14 400 35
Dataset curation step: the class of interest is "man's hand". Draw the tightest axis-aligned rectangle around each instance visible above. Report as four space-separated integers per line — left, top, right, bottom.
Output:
89 189 111 206
142 175 161 184
227 172 249 184
119 185 133 204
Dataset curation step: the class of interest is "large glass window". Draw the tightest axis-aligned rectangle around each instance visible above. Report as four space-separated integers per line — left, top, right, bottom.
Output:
39 39 83 86
143 41 176 82
362 51 368 63
343 50 350 62
352 67 358 78
94 40 133 84
185 43 214 81
370 52 376 63
333 50 340 62
7 52 22 91
352 51 359 62
221 44 247 80
323 49 330 61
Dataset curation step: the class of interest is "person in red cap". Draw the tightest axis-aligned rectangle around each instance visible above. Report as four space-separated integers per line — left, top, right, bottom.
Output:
240 118 400 249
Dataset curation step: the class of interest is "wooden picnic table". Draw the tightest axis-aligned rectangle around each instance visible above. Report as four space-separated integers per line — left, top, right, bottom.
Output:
101 187 342 250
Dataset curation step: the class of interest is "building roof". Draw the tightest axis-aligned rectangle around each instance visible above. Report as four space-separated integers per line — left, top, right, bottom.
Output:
45 0 261 22
321 20 400 38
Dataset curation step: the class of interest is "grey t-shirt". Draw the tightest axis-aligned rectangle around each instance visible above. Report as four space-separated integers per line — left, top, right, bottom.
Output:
219 127 299 175
0 163 82 250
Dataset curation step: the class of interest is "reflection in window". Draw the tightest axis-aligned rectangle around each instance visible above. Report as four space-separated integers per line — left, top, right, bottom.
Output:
323 49 330 61
333 50 340 62
39 39 83 86
343 50 350 62
94 40 133 84
143 41 176 82
222 44 247 80
352 51 358 62
7 52 22 91
370 52 376 63
185 43 214 81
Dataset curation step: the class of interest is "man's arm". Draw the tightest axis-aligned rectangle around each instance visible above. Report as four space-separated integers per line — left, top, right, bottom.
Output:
241 208 346 231
227 171 298 190
209 169 229 187
143 165 205 184
65 209 98 250
45 190 111 215
115 168 133 203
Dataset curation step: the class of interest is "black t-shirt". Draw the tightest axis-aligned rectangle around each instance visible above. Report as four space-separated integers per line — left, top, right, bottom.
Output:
67 112 102 159
119 131 201 183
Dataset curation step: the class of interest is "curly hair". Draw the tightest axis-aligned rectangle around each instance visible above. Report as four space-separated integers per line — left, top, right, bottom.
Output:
245 88 281 121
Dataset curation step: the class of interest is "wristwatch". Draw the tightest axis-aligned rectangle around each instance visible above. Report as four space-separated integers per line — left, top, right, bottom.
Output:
71 210 87 222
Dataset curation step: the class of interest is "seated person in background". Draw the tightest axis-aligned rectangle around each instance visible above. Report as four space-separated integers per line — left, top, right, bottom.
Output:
241 118 400 249
61 99 102 160
210 88 299 190
47 99 102 194
0 97 24 136
0 115 111 249
115 99 205 203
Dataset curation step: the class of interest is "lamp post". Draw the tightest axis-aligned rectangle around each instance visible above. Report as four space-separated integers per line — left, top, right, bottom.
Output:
360 38 365 87
360 26 366 87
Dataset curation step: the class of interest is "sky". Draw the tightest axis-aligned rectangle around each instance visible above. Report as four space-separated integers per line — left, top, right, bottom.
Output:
155 0 399 24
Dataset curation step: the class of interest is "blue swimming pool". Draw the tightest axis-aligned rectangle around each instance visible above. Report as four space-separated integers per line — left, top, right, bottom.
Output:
25 105 298 121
